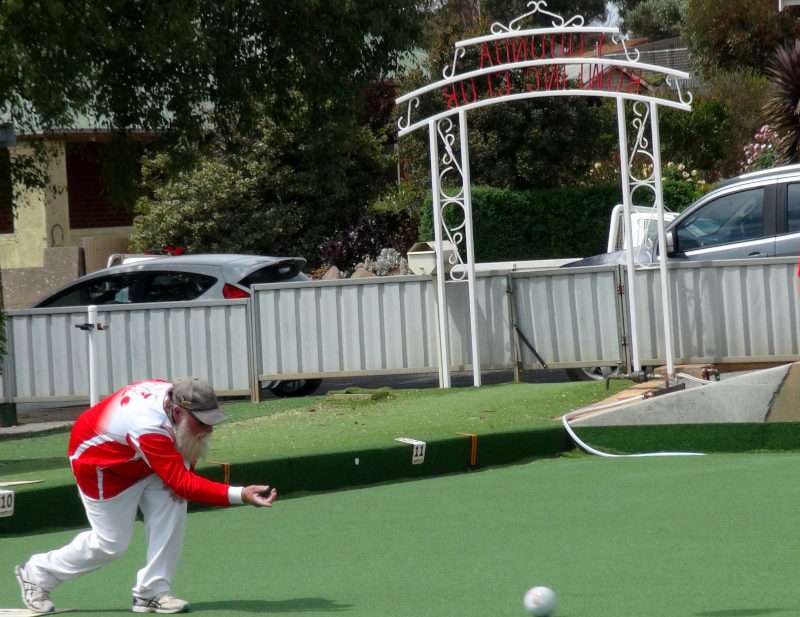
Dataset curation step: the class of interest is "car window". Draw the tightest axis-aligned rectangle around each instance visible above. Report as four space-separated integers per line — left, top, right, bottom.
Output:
136 271 216 303
787 184 800 233
676 188 765 252
38 274 138 308
238 262 304 286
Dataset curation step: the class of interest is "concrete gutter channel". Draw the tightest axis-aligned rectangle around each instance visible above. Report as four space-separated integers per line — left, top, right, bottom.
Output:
4 363 800 535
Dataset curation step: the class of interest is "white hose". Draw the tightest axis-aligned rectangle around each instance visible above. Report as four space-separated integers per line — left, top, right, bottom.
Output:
675 372 715 385
561 391 705 458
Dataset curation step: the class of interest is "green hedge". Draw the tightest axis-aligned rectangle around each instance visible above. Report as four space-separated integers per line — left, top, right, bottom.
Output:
419 184 621 262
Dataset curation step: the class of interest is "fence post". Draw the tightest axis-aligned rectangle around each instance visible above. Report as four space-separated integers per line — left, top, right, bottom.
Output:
88 305 99 406
0 314 17 427
615 265 632 375
506 275 523 384
247 294 261 403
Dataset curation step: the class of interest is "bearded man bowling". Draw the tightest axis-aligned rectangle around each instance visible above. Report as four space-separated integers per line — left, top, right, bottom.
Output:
14 378 277 614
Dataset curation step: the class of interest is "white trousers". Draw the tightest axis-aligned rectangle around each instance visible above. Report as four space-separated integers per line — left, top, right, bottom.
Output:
25 474 187 598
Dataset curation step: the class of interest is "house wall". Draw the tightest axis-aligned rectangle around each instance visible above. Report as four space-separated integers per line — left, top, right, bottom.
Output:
0 144 50 269
0 139 135 308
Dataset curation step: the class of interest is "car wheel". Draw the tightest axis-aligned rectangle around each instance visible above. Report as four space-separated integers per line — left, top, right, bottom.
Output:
566 366 620 381
270 378 323 397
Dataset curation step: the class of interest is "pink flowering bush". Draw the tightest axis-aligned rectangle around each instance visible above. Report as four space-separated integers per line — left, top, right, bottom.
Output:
739 125 781 173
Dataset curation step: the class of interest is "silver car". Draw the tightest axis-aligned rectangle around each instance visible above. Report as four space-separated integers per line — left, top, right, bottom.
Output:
33 253 321 397
568 163 800 267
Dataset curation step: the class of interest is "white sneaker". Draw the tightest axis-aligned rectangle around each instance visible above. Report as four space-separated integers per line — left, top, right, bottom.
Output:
132 593 190 614
14 564 55 613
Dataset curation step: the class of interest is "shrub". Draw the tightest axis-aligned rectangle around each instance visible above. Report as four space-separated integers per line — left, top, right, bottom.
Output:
739 125 781 173
704 68 771 177
419 184 622 261
658 99 731 179
319 210 420 272
131 102 394 269
629 161 711 210
661 162 711 209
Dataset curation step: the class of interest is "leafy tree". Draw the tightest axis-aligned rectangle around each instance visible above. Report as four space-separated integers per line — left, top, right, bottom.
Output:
397 0 615 199
684 0 800 75
625 0 686 39
421 0 607 75
0 1 425 138
130 100 394 267
0 0 426 218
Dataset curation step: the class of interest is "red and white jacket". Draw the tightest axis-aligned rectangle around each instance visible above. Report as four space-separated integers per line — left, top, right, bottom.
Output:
68 380 236 506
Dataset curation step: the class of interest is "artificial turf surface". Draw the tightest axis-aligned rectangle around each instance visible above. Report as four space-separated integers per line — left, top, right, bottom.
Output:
0 380 629 487
3 451 800 617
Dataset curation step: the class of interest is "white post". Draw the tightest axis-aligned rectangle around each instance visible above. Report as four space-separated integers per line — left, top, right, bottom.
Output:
428 120 452 388
649 102 675 383
458 110 482 387
615 98 642 373
87 304 99 406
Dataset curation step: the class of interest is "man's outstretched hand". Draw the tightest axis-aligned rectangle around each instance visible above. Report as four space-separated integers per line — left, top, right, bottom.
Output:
242 485 278 507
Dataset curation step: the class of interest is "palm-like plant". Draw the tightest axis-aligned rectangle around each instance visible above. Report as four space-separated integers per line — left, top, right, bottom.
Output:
765 40 800 164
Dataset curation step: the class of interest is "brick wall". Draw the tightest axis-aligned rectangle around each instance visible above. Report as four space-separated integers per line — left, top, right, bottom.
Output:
66 142 134 229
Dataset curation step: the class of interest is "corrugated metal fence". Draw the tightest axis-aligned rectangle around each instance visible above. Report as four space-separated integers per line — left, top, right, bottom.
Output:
636 257 800 365
252 276 440 379
250 265 625 380
3 299 251 402
3 258 800 403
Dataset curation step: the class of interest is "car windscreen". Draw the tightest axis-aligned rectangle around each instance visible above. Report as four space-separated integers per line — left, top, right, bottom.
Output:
238 261 303 287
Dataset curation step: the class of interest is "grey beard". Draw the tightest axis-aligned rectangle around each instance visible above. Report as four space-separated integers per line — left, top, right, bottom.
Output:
175 416 210 465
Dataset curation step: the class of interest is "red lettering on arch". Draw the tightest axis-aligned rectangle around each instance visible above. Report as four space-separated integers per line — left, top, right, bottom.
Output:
545 65 566 90
479 43 494 68
597 33 606 57
494 41 504 65
459 79 478 104
511 37 528 62
588 64 604 90
626 70 643 94
442 85 459 109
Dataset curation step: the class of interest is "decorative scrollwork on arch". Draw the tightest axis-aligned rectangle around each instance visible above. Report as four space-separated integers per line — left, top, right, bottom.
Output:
611 33 640 63
443 47 467 79
666 76 693 107
397 97 419 132
435 118 468 281
491 0 584 34
628 102 656 205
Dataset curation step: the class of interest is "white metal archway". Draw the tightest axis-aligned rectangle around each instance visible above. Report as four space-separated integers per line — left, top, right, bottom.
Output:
396 1 693 388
